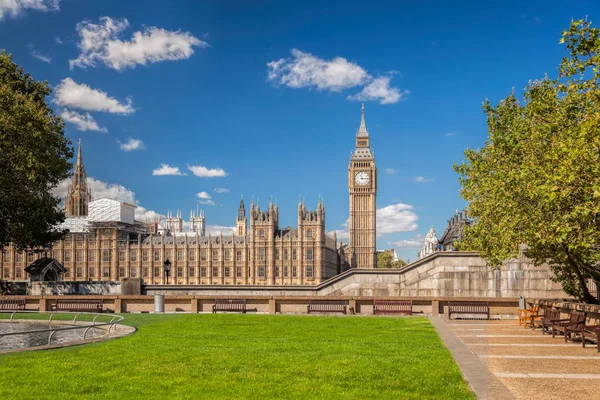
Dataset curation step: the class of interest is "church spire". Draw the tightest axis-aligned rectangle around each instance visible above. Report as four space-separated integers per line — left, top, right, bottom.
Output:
76 138 83 167
65 139 92 216
356 103 369 138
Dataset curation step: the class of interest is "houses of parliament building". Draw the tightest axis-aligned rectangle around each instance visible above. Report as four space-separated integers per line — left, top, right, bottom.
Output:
1 106 378 285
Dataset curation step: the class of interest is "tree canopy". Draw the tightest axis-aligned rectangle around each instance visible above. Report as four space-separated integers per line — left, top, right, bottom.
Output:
454 20 600 303
376 251 406 268
0 51 72 252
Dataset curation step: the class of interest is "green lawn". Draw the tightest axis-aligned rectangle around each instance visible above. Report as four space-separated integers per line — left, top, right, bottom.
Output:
0 314 473 399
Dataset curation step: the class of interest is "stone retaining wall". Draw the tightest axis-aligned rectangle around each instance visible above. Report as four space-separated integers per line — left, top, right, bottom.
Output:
1 295 520 317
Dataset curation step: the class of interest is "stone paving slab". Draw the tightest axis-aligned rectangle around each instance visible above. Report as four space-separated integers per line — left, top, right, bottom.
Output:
433 316 600 400
429 316 516 399
460 336 560 345
499 377 600 400
485 358 600 374
476 346 600 356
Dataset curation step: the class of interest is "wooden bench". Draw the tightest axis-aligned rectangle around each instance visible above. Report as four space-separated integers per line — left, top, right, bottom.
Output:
0 299 26 311
531 308 562 334
212 299 248 313
307 300 350 315
580 325 600 353
51 299 103 313
448 302 490 320
518 304 540 327
551 310 586 339
373 300 412 315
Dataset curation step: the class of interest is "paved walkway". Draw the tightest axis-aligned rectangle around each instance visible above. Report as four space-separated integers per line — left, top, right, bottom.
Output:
432 316 600 399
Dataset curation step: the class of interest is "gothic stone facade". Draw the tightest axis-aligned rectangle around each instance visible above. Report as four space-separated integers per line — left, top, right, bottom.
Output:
0 199 339 285
1 106 376 284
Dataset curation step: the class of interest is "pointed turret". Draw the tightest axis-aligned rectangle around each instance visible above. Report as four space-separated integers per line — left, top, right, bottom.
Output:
357 103 369 138
76 138 83 166
65 139 92 216
236 197 247 237
352 104 373 158
237 198 246 221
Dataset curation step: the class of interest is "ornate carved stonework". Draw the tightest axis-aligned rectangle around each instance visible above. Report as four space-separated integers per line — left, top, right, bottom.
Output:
418 227 439 259
64 139 92 216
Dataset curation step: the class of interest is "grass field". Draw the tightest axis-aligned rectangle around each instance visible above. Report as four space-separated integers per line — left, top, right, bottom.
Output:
0 314 473 399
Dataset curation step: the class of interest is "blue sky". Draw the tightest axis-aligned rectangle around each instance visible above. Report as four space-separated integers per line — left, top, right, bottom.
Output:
2 0 598 260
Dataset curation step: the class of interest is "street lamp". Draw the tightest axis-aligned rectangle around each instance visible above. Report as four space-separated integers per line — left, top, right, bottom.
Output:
163 259 171 285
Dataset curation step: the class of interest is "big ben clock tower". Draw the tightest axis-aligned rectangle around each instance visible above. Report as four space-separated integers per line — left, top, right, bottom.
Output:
348 104 377 268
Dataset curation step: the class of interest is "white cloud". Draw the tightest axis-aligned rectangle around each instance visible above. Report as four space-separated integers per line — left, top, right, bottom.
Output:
30 50 51 63
188 165 227 178
267 49 407 104
446 132 460 137
54 78 134 114
53 176 229 229
69 16 208 71
134 205 162 223
152 164 185 176
206 225 235 236
213 188 229 194
331 204 418 239
0 0 59 21
267 49 369 92
60 109 107 132
376 203 419 235
348 76 408 105
54 36 62 44
327 229 349 240
389 237 423 249
118 138 144 151
384 168 397 175
199 199 215 206
52 176 135 204
414 176 434 183
196 191 211 199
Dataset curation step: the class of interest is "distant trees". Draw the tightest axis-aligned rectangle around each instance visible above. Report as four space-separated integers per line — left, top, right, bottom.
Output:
376 252 406 268
0 51 72 252
454 20 600 303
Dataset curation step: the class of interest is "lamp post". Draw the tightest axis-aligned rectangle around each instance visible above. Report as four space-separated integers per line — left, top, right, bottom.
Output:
164 259 171 285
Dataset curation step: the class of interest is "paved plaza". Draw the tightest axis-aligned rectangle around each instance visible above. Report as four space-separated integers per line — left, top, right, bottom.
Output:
433 317 600 399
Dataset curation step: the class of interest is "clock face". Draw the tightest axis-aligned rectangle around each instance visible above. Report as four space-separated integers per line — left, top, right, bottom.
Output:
355 171 370 186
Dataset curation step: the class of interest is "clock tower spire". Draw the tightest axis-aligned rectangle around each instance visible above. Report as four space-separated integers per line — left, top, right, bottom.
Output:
348 104 377 268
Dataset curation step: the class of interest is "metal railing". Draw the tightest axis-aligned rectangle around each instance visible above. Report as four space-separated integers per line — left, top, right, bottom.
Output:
0 311 125 346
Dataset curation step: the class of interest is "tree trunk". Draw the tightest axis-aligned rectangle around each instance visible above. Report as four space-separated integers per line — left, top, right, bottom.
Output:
565 248 599 304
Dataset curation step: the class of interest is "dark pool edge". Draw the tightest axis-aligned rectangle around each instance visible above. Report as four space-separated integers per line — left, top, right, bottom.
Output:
0 321 136 355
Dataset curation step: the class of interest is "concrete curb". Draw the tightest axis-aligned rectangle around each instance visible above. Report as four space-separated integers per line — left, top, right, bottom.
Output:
429 316 515 400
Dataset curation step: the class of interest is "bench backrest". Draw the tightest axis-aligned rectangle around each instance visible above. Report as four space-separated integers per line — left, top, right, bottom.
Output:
215 299 246 305
54 299 103 310
308 301 347 306
0 299 26 310
449 302 489 312
545 309 561 320
569 310 586 326
374 300 412 306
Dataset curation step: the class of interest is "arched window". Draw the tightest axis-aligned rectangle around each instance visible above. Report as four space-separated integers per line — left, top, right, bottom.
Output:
259 229 265 238
306 229 312 238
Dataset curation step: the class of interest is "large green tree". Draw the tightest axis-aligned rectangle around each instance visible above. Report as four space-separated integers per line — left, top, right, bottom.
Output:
454 20 600 303
0 51 72 252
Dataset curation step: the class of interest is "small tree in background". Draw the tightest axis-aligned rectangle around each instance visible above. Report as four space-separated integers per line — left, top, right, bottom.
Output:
455 20 600 303
376 252 407 268
0 51 72 252
377 251 394 268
